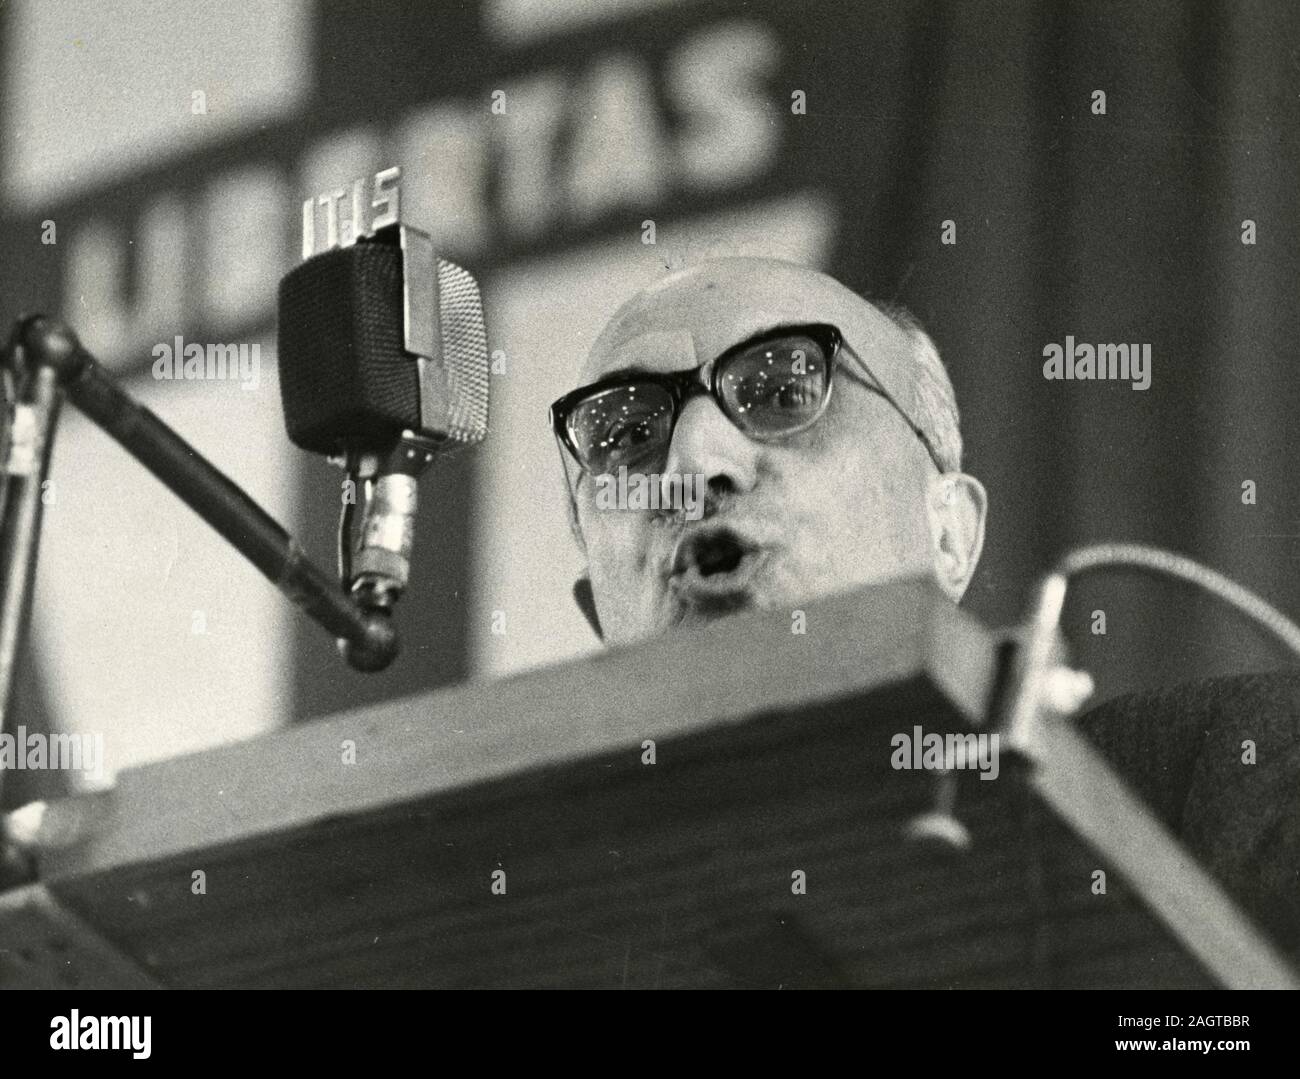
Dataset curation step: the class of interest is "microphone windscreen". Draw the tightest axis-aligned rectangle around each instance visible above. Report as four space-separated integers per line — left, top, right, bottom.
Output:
277 242 416 455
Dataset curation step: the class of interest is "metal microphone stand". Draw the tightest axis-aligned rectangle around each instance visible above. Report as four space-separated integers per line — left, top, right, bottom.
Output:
0 314 400 815
0 319 63 821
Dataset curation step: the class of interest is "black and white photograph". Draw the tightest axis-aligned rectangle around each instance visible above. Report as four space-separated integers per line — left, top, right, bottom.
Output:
0 0 1297 1049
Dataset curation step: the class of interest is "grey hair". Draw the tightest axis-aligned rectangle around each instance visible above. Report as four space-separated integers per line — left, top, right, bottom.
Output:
876 303 964 474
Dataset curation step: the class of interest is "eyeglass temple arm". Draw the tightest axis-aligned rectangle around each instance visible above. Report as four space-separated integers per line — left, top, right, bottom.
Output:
839 350 950 474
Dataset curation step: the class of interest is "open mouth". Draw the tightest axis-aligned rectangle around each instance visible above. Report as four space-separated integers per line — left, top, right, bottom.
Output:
669 526 763 606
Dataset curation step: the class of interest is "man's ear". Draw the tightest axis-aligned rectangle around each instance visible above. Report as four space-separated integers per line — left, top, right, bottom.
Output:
925 472 987 602
573 576 604 640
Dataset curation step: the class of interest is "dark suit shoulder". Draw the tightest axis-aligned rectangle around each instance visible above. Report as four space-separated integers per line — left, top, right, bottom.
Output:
1075 669 1300 951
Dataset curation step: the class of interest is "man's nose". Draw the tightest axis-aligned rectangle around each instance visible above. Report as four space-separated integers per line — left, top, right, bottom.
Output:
661 393 759 499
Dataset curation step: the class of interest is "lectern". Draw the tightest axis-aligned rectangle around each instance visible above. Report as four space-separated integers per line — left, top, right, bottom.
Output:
1 577 1295 988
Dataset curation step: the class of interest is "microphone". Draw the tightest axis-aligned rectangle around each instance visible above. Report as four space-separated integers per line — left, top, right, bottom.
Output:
277 167 489 628
4 316 401 673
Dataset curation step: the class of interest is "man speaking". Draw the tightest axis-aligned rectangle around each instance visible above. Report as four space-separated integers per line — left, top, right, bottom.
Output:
550 256 987 643
549 255 1300 960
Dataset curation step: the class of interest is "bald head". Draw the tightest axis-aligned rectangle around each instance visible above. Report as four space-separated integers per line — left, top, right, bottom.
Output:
588 258 919 415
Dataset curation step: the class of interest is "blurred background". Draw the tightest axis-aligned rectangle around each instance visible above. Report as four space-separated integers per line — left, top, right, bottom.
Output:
2 0 1299 802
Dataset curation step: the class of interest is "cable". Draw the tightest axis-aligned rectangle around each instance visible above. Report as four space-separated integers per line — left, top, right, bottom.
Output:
337 474 357 586
1053 542 1300 662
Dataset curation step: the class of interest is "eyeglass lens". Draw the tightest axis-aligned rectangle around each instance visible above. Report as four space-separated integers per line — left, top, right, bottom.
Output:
565 331 830 473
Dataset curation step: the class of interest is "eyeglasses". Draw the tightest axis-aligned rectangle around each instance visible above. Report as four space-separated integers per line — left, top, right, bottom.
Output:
550 324 844 477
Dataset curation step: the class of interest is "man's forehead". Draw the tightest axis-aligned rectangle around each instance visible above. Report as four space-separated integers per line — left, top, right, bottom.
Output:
579 257 912 385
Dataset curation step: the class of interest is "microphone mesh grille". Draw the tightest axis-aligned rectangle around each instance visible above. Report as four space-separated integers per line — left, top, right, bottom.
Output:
436 259 490 444
277 243 417 455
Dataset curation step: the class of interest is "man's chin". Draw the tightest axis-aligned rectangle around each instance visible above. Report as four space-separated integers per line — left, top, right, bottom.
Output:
664 587 757 631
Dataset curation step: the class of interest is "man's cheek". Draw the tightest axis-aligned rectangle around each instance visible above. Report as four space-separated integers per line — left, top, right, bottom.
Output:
588 559 666 646
761 547 827 605
584 515 663 596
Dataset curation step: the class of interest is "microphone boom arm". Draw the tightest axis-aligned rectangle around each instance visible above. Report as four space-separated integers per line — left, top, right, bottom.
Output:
0 314 399 717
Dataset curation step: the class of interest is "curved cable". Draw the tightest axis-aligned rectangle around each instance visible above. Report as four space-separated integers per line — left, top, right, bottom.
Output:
1053 542 1300 661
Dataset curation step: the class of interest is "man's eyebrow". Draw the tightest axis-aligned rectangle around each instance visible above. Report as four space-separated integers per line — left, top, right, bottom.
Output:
584 365 653 384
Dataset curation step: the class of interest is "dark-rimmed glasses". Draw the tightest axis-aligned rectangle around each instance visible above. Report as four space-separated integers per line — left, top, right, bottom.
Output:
550 324 843 477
